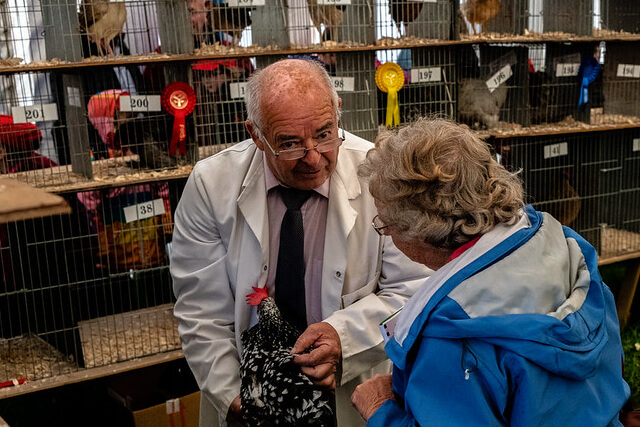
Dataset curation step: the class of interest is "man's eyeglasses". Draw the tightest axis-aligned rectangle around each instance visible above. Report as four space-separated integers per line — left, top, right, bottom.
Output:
262 128 345 161
372 215 391 236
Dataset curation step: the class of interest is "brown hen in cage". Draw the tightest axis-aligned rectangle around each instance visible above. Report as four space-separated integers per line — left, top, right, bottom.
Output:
461 0 501 34
78 0 126 56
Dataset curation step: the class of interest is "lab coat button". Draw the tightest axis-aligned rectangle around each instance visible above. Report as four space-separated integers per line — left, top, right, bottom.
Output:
335 271 342 278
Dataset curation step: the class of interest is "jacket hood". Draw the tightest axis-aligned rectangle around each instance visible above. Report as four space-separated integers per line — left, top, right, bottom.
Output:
387 207 611 381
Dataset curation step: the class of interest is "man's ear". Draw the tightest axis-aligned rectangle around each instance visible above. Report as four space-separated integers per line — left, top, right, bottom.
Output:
204 0 212 10
245 120 265 151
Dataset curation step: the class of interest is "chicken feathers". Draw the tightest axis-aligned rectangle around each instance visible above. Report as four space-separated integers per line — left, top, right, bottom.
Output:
461 0 501 34
240 287 335 426
79 0 126 56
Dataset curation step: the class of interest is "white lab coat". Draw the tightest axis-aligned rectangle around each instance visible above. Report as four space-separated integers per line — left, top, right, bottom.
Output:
171 132 431 426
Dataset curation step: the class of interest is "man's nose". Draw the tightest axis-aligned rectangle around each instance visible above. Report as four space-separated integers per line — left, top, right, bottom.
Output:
300 142 322 164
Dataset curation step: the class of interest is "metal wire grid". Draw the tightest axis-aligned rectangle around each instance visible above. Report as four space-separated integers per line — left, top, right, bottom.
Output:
497 129 640 258
603 42 640 121
0 180 181 383
375 0 453 41
377 46 457 126
601 0 640 35
456 44 529 130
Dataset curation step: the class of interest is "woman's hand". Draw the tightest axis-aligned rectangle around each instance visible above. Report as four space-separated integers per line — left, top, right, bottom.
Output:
351 374 394 421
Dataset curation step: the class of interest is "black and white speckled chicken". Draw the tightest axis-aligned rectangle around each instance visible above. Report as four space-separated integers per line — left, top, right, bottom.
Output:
240 286 334 426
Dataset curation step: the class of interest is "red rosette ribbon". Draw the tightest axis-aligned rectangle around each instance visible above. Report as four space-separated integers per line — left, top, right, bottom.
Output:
161 82 196 155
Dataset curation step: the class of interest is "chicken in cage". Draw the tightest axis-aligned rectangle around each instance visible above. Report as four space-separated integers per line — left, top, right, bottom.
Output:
457 45 529 130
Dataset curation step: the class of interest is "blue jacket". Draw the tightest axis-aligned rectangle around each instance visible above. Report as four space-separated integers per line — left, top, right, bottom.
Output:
371 206 630 426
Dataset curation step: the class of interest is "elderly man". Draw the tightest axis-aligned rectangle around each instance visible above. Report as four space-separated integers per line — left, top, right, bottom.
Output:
170 58 431 426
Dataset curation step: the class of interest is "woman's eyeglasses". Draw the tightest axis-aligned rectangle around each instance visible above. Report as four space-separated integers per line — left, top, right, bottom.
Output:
372 214 391 236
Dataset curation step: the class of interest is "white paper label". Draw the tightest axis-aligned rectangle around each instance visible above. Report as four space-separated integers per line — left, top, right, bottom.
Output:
229 82 247 99
555 63 580 77
67 86 82 107
11 103 58 123
165 398 180 415
617 64 640 78
318 0 351 5
228 0 265 6
486 64 512 93
119 95 162 112
411 67 442 83
331 77 355 92
633 138 640 152
543 142 568 159
123 199 166 223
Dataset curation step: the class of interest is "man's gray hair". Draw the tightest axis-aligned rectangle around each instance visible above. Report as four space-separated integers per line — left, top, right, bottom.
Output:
244 59 342 141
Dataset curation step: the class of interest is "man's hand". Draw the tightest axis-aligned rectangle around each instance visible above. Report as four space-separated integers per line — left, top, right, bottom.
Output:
291 322 342 389
351 374 394 421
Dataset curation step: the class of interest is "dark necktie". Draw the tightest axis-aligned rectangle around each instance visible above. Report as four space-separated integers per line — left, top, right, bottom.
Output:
275 186 313 332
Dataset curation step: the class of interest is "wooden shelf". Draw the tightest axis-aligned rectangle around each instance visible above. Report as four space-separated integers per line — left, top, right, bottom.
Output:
0 349 185 400
0 178 70 223
1 32 638 75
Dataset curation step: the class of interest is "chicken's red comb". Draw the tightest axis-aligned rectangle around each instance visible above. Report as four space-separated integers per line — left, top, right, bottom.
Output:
246 286 268 306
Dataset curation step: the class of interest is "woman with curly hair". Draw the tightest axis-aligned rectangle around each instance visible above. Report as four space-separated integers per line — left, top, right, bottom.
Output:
351 118 629 426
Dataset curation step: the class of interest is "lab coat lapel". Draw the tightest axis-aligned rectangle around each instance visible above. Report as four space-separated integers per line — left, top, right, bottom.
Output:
322 148 361 317
238 149 269 255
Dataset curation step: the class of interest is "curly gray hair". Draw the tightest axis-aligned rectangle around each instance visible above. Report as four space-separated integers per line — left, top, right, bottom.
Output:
359 118 524 249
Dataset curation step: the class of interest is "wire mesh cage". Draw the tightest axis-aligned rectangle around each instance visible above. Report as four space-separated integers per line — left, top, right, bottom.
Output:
0 0 170 65
619 127 640 258
376 45 457 126
458 0 527 37
528 42 603 126
602 41 640 123
192 56 253 152
457 44 529 130
0 179 183 386
0 63 193 189
601 0 640 35
496 128 640 259
375 0 454 43
249 0 376 50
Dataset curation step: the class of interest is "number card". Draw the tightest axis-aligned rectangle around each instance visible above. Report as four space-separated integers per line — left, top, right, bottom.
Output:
617 64 640 78
633 138 640 152
228 0 265 6
119 95 162 112
11 103 58 123
330 77 355 92
486 64 512 93
543 142 568 159
555 63 580 77
123 199 166 224
229 82 248 99
318 0 351 5
411 67 442 83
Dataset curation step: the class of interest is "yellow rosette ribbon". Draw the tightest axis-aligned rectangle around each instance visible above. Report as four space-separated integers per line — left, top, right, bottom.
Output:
375 62 404 128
